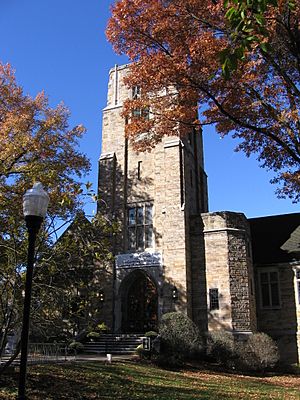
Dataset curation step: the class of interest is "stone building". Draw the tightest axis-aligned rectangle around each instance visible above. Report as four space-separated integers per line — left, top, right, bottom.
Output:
97 64 300 364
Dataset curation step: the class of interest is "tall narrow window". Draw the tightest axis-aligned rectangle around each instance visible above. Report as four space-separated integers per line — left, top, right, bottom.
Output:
137 161 142 180
296 270 300 305
132 86 141 99
132 86 149 120
259 270 280 308
209 288 219 310
127 204 153 251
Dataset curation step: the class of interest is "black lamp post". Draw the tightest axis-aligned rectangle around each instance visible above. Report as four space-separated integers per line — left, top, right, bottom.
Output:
18 183 49 400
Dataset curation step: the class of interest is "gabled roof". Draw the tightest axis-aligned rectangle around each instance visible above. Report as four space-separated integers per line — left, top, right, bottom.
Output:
54 211 92 244
249 213 300 265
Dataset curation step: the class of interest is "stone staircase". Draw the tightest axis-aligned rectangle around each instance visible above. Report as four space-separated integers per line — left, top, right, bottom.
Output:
83 334 148 355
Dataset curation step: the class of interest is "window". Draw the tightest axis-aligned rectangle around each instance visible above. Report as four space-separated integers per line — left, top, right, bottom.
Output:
259 270 280 308
132 86 141 99
132 107 150 120
209 288 219 310
131 86 150 120
127 204 153 251
137 161 142 180
296 270 300 305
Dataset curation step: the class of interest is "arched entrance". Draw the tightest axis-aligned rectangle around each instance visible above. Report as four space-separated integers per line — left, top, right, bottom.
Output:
121 270 158 333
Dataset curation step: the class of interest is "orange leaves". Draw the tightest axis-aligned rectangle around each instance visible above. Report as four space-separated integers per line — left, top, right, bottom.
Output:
107 0 300 201
107 0 226 144
0 62 90 221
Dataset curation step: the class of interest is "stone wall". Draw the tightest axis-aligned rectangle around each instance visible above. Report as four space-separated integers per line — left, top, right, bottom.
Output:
81 63 300 364
99 65 259 338
98 64 209 329
200 212 257 333
189 216 208 332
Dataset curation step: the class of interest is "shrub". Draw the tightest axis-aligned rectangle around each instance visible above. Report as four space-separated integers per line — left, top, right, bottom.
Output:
96 322 109 333
206 330 236 366
86 322 109 341
144 331 158 338
136 344 152 360
87 332 101 339
159 312 203 359
236 333 279 372
68 341 84 353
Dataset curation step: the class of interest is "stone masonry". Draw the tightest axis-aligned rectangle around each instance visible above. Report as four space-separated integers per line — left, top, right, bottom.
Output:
96 64 300 364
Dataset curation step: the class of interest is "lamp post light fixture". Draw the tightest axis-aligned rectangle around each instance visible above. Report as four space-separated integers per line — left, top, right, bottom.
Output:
18 183 49 400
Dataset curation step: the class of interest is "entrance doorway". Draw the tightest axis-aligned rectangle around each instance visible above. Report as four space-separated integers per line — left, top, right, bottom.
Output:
121 271 158 333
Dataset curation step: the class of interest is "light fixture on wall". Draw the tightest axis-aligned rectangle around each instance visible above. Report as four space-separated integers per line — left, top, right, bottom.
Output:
98 291 105 303
172 286 178 301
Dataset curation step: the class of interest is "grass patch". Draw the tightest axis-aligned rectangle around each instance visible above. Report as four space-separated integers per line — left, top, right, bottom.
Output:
0 361 299 399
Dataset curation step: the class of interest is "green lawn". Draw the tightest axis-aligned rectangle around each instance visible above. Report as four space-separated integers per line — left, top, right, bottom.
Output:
0 361 299 400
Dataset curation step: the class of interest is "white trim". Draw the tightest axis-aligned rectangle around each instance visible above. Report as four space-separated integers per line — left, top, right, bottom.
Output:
294 266 300 306
203 227 246 234
108 63 130 74
114 64 118 105
103 104 123 111
99 152 115 161
164 138 181 148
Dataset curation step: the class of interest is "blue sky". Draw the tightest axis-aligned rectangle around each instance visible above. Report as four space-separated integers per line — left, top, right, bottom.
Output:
0 0 298 218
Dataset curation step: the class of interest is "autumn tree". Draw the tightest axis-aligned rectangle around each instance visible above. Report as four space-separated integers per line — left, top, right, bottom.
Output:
107 0 300 201
0 62 91 368
0 63 90 224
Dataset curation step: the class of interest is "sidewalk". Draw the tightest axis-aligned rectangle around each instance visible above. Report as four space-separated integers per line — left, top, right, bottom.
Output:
0 353 136 368
75 353 136 362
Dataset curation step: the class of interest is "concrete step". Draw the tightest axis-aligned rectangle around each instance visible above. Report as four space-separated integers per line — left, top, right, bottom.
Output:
83 334 148 354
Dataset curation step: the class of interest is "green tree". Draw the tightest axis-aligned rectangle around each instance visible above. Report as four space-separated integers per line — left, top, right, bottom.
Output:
31 213 117 343
223 0 297 76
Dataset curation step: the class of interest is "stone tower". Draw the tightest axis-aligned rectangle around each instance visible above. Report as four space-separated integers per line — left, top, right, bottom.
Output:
98 64 257 336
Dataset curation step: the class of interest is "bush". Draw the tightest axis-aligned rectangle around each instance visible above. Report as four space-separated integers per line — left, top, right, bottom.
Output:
136 344 151 360
87 331 101 339
144 331 158 338
206 331 280 372
96 322 109 333
68 341 84 353
206 330 236 366
159 312 203 360
236 333 279 372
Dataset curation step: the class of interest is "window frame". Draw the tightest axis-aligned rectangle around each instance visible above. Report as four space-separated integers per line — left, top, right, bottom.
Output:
132 107 150 120
295 268 300 306
209 288 219 311
132 85 141 99
258 268 281 309
127 203 153 252
131 86 150 121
